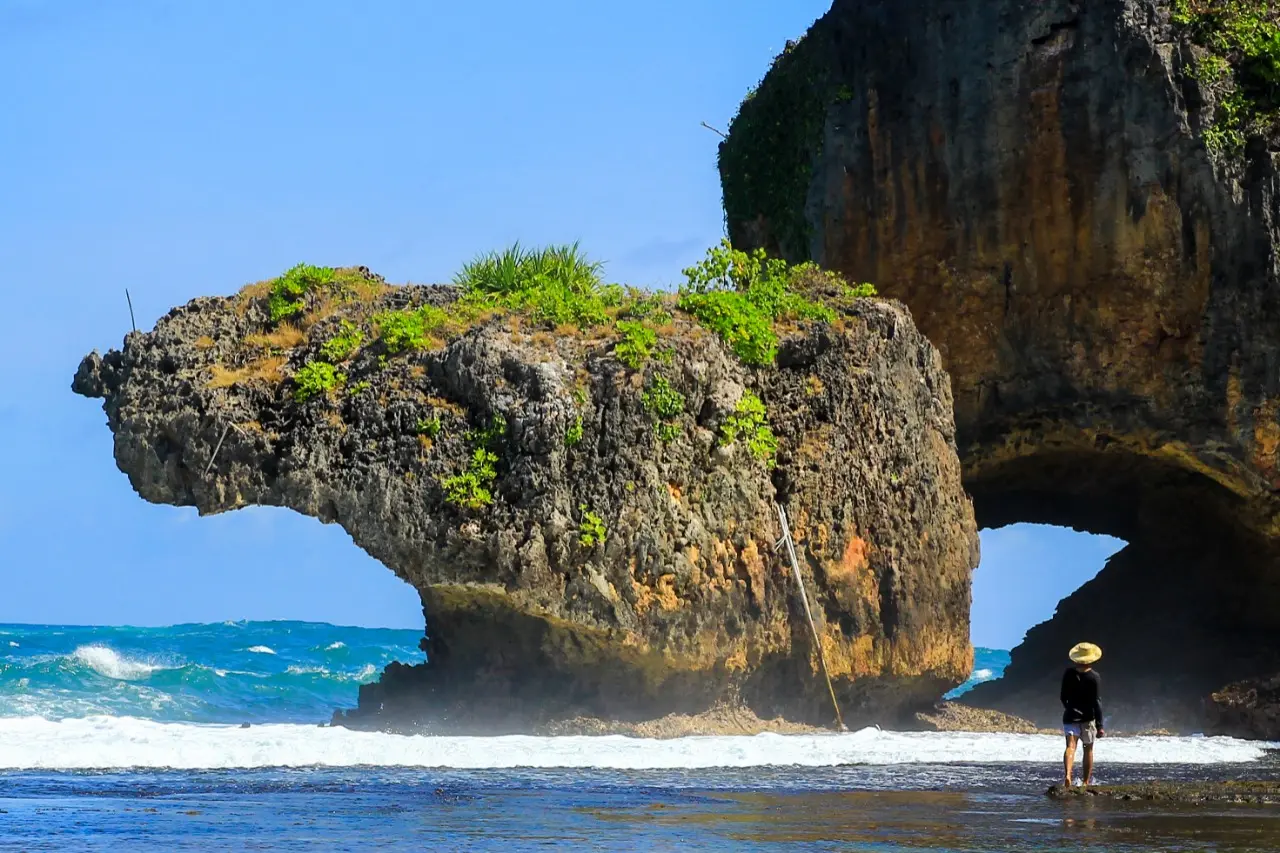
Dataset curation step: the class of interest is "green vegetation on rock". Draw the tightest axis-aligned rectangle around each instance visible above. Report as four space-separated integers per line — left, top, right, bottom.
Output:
578 504 607 547
718 32 835 260
1173 0 1280 157
440 448 498 510
440 414 506 510
718 390 777 466
416 415 443 438
456 242 621 328
613 320 659 369
374 304 455 354
678 241 834 366
293 361 344 402
564 414 584 447
641 374 685 443
269 263 336 323
320 320 365 362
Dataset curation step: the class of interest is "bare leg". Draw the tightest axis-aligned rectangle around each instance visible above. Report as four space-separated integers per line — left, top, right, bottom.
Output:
1082 745 1095 786
1063 735 1077 786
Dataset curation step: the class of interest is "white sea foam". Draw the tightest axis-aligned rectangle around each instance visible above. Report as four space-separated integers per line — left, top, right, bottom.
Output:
246 646 276 655
7 642 16 648
285 665 329 676
0 716 1269 771
325 642 346 651
71 646 164 681
973 669 994 681
356 664 378 681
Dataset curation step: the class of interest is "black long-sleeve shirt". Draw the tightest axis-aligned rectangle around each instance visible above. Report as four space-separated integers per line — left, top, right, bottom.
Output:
1061 668 1103 729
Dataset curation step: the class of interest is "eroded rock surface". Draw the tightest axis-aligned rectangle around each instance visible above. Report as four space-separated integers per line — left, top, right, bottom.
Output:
1206 674 1280 741
721 0 1280 730
73 271 977 732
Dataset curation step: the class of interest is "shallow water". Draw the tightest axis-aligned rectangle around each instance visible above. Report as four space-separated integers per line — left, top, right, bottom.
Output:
2 622 1273 850
5 764 1280 851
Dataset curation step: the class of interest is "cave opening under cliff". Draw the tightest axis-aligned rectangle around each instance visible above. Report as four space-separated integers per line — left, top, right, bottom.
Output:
970 523 1123 655
961 446 1280 730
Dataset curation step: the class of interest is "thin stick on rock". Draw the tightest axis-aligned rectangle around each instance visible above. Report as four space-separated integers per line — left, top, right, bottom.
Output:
204 423 231 476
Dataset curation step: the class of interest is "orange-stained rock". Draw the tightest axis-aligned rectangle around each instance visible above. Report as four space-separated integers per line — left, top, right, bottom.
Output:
74 270 977 733
720 0 1280 730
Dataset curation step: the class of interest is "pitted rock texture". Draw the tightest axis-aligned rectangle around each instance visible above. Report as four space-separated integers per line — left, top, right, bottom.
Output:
721 0 1280 730
73 270 977 732
1206 674 1280 741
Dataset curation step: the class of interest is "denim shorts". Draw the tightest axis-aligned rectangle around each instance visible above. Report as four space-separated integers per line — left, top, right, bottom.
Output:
1063 722 1097 745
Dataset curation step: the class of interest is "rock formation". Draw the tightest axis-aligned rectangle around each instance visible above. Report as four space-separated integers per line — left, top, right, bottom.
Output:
1205 674 1280 740
720 0 1280 730
73 264 978 732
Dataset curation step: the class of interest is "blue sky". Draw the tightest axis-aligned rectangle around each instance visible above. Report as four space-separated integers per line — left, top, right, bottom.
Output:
0 1 1123 647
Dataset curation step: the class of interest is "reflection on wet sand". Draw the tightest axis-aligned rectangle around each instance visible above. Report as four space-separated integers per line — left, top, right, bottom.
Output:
586 790 1280 850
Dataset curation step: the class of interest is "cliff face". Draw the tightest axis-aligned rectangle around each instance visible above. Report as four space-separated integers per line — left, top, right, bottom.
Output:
721 0 1280 729
73 267 977 732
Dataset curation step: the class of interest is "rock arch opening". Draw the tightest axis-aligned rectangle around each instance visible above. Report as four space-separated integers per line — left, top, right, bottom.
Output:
962 447 1280 731
969 524 1123 657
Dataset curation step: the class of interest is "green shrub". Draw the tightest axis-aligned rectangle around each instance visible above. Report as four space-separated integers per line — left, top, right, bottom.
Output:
440 448 498 510
613 320 659 369
642 375 685 443
320 320 365 362
416 415 442 438
845 282 878 299
269 263 335 323
293 361 344 402
466 414 507 450
374 305 453 354
565 414 584 447
719 390 777 466
678 241 835 366
622 293 674 325
677 289 779 365
455 243 620 328
578 504 607 548
1173 0 1280 157
349 380 372 395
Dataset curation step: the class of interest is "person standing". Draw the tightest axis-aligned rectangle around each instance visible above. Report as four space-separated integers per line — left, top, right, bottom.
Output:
1061 642 1104 787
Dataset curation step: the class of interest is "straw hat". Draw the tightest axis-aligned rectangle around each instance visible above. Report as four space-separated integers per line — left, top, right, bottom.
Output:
1069 642 1102 665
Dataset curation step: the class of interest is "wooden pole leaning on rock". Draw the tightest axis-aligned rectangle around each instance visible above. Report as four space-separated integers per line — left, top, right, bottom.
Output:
125 289 137 333
204 423 232 476
775 503 847 732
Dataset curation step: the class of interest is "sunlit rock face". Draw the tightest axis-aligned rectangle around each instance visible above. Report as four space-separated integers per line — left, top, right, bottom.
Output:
720 0 1280 731
74 271 977 733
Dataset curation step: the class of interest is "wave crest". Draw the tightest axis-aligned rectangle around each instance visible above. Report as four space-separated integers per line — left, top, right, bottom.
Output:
71 646 165 681
0 718 1270 771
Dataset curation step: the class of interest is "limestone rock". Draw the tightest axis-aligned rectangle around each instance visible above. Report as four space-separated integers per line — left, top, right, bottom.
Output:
1205 674 1280 740
720 0 1280 730
73 271 977 732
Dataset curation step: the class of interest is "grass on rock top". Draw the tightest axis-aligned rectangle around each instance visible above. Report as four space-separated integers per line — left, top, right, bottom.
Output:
213 243 878 439
201 242 882 519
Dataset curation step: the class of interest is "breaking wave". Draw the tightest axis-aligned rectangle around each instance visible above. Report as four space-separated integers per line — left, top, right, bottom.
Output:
0 717 1269 771
0 621 424 723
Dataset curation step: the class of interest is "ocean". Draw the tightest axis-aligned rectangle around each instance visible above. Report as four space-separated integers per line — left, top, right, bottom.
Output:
2 622 1277 851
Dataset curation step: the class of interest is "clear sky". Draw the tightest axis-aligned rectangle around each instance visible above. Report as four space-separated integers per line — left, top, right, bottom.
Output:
0 1 1123 645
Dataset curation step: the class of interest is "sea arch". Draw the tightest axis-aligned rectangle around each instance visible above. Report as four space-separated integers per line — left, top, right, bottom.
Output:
720 0 1280 729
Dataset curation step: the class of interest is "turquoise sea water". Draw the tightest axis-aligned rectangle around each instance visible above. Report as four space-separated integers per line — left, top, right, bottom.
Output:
3 625 1276 851
946 647 1012 699
0 622 1007 723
